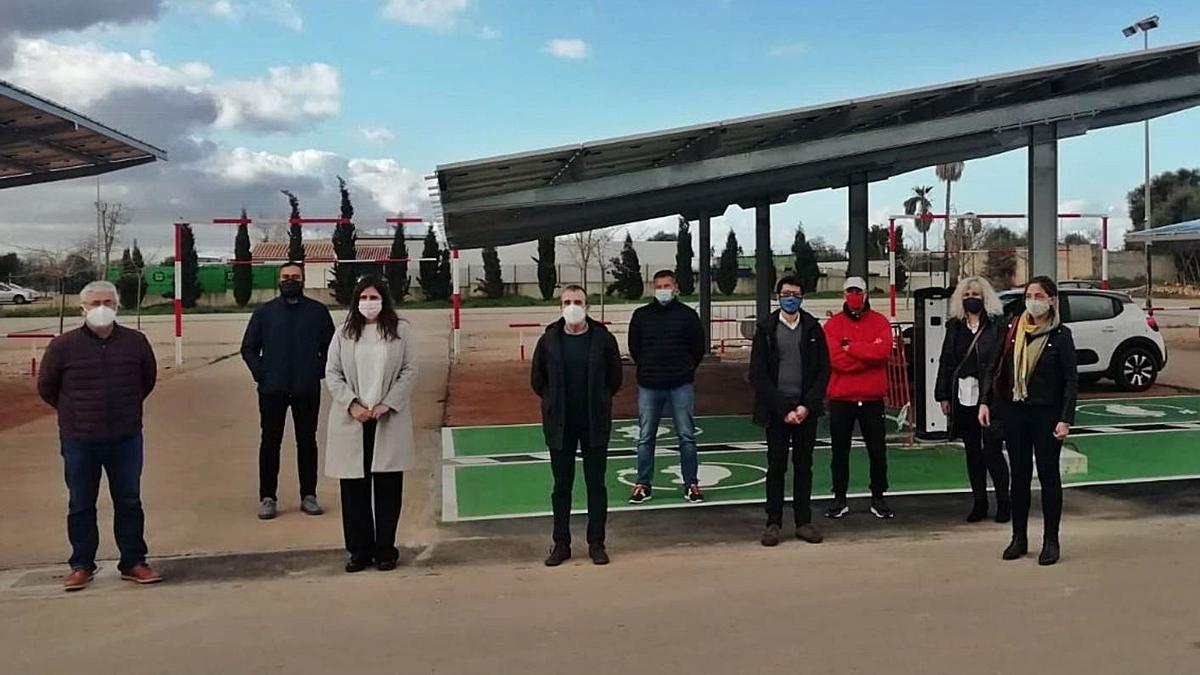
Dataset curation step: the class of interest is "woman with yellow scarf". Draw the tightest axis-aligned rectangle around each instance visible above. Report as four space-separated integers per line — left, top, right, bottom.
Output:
979 276 1078 566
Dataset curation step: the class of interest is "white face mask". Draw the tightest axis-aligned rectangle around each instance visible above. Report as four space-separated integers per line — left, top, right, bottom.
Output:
1026 299 1052 319
562 304 587 325
358 299 383 320
84 305 117 328
654 289 675 305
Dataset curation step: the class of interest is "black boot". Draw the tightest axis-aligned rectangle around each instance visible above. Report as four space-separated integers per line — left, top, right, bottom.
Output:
994 500 1011 524
965 500 988 523
1002 536 1028 560
1039 538 1060 566
544 543 571 567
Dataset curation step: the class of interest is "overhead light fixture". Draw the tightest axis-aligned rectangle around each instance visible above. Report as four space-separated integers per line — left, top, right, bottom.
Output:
1136 15 1160 31
1122 25 1138 37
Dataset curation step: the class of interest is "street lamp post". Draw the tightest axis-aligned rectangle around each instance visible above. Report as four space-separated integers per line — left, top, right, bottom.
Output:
1124 15 1159 310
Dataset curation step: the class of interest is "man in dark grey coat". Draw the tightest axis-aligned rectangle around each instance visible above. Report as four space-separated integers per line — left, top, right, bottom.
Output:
241 262 335 520
531 285 623 567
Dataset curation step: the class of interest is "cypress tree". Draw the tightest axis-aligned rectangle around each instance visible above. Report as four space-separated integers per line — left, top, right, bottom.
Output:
385 222 411 303
607 233 644 300
477 246 504 298
233 208 253 307
330 176 358 305
675 217 695 295
534 236 556 300
791 224 820 294
281 189 304 262
418 225 442 300
716 230 741 296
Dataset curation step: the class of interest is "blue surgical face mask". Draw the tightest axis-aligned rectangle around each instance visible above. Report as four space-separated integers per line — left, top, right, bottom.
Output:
654 289 674 305
779 296 803 314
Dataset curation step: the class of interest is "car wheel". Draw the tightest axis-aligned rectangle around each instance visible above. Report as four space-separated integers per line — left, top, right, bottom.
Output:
12 294 26 305
1115 346 1158 392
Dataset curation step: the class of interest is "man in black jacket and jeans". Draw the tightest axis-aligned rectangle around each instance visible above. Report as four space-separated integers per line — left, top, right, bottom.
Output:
241 262 336 520
627 269 706 504
531 285 623 566
749 276 831 547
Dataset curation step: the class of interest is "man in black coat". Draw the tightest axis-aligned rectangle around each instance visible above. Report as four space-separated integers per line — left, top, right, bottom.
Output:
749 276 831 547
626 269 706 504
240 262 336 520
531 285 623 567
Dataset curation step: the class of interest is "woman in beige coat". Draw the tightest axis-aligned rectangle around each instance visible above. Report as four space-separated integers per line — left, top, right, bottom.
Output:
325 276 418 572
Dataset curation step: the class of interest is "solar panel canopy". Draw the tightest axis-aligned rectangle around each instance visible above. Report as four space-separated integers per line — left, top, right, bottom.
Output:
435 42 1200 249
1 79 167 190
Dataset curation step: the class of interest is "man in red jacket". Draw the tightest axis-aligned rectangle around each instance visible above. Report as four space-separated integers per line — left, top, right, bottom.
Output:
823 277 895 520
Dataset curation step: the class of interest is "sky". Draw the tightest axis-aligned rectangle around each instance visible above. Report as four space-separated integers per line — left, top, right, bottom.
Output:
1 0 1199 261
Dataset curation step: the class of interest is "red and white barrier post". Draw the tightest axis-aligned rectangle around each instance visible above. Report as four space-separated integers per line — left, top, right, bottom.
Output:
888 217 897 320
173 222 184 367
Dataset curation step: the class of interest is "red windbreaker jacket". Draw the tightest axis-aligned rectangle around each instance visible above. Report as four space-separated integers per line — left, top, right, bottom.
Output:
823 308 893 402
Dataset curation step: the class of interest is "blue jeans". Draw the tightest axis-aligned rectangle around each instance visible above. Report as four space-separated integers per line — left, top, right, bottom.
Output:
61 433 148 572
635 384 699 487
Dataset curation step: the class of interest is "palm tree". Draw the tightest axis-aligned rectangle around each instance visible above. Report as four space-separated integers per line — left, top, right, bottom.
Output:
903 185 935 251
936 162 965 253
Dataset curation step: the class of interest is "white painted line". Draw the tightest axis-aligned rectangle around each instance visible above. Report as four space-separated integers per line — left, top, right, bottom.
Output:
449 475 1200 522
441 426 456 460
441 465 459 523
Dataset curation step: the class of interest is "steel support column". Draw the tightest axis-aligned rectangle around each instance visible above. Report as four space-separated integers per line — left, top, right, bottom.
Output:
755 200 772 320
1027 124 1059 280
847 175 869 279
698 213 713 353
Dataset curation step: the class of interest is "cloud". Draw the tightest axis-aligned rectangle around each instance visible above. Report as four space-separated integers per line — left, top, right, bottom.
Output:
0 38 425 253
543 38 589 60
1 39 211 107
768 42 807 58
198 0 303 30
382 0 470 29
479 26 501 40
361 127 397 143
347 159 428 215
0 0 163 66
214 63 341 132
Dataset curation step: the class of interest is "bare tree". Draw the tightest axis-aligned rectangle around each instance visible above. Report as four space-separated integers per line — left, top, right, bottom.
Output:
94 201 133 273
565 227 617 296
252 217 288 243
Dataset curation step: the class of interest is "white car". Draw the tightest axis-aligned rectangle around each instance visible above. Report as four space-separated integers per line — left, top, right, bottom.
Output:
0 282 41 304
1000 289 1167 391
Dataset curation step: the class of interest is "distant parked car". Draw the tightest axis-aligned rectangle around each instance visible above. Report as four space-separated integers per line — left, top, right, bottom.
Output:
0 282 41 305
999 289 1166 391
1057 279 1103 290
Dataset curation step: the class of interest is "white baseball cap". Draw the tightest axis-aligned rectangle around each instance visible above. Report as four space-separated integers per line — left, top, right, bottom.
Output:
843 276 867 291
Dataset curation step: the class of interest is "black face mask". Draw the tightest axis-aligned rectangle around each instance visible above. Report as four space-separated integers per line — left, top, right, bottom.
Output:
279 279 303 299
963 297 984 315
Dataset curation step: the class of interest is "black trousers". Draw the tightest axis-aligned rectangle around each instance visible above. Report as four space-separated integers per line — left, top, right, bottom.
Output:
955 404 1011 504
829 400 889 498
765 414 818 526
550 426 607 546
1005 403 1063 542
339 420 404 564
258 391 320 500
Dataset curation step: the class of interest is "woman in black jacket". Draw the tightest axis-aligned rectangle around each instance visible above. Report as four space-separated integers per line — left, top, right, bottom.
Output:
935 276 1010 524
980 276 1078 566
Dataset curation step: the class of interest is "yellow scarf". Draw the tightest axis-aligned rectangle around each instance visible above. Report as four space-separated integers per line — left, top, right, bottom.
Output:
1012 309 1059 401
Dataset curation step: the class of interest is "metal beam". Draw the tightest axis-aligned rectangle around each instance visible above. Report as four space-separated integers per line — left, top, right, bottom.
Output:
0 155 157 190
1027 124 1058 280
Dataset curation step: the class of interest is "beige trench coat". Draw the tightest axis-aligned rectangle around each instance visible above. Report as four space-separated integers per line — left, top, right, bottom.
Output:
323 320 418 479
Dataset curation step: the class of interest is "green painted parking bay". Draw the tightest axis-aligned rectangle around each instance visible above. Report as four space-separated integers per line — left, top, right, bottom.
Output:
441 396 1200 521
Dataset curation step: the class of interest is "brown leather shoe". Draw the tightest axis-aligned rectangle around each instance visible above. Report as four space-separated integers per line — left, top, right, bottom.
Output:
63 568 94 592
796 524 824 544
120 563 163 585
